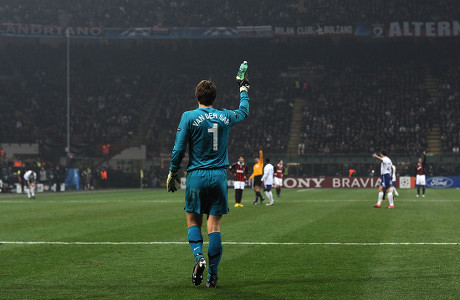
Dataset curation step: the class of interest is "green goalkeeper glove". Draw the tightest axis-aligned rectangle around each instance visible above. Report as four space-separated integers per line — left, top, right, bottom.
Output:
238 76 250 93
236 61 250 92
166 171 180 192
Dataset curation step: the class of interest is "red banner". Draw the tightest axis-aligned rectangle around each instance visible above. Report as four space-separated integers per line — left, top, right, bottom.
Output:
282 177 397 188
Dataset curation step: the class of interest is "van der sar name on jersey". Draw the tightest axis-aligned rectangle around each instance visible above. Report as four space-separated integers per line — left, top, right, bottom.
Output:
192 113 230 127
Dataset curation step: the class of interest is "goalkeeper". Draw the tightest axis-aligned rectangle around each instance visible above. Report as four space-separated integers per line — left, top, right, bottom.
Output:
167 62 250 288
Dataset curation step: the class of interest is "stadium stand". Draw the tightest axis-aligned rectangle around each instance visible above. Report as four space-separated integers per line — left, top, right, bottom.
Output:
437 59 460 153
0 44 144 156
2 38 459 162
0 0 459 27
1 1 460 183
299 43 430 155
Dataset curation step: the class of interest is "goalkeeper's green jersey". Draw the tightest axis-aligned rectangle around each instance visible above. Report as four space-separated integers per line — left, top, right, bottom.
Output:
169 91 249 173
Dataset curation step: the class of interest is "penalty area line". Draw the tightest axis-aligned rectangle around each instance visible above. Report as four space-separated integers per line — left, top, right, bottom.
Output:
0 241 458 246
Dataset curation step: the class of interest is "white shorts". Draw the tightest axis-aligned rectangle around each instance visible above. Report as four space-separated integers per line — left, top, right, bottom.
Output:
274 177 283 187
416 174 426 186
234 181 245 190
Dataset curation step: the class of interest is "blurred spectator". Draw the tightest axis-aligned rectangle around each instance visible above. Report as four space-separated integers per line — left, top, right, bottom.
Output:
0 34 459 162
0 0 459 27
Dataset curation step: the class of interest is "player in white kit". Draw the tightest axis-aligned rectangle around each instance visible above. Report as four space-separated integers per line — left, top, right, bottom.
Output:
261 158 275 206
24 170 37 199
372 151 394 208
390 164 399 198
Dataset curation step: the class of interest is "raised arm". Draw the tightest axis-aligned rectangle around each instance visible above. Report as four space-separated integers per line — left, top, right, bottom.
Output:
230 91 249 125
372 153 383 161
231 60 250 125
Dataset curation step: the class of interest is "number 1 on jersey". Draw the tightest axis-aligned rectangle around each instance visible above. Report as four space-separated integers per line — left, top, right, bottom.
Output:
208 124 218 151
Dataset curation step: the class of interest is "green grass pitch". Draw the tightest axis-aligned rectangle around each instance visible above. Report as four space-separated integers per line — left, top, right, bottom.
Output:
1 188 460 299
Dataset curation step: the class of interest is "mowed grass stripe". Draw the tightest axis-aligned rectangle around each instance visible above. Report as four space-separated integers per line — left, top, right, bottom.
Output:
1 241 459 245
1 199 459 203
1 188 460 299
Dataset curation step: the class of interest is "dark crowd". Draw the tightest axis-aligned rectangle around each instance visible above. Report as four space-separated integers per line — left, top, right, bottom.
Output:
1 38 459 162
1 0 459 27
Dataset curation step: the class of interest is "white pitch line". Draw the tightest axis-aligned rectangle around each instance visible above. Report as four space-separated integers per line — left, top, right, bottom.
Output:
0 241 458 246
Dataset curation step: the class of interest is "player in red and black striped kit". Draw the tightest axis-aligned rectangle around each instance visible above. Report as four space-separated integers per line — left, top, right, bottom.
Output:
229 156 249 207
415 151 427 197
274 160 285 198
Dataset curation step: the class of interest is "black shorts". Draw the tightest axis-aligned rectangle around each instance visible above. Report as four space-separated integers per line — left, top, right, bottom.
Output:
253 175 262 186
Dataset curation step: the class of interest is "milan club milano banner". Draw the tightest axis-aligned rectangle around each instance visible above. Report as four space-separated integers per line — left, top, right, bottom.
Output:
273 25 354 36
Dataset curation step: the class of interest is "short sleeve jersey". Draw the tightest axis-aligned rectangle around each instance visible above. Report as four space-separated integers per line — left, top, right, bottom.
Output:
24 170 36 181
380 157 392 175
416 155 426 175
230 162 248 182
261 163 274 185
275 165 284 178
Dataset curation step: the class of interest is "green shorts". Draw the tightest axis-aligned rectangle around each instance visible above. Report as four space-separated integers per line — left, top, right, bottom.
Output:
185 168 228 215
